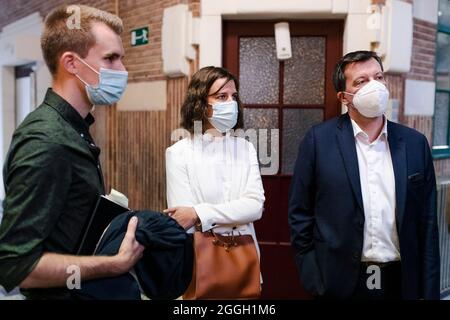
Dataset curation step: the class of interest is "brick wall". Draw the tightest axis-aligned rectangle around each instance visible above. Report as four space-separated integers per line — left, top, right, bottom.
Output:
400 18 436 142
382 11 450 177
393 16 450 177
386 16 448 177
3 0 448 192
0 0 114 30
0 0 201 210
119 0 199 82
404 18 450 177
408 19 436 83
103 0 199 209
0 0 199 81
370 1 435 146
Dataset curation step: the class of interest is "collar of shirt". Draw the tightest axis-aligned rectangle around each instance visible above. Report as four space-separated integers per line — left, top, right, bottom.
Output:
43 88 95 138
350 116 388 144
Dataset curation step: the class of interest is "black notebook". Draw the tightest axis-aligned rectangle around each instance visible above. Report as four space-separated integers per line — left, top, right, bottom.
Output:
76 191 130 256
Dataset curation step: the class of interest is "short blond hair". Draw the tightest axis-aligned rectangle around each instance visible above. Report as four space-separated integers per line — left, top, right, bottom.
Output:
41 5 123 76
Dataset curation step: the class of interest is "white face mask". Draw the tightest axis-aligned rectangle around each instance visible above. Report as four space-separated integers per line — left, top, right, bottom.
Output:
344 80 389 118
207 100 238 133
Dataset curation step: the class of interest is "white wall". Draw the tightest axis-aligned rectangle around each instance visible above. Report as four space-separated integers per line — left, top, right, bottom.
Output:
0 67 15 201
15 77 32 127
35 62 52 109
199 0 374 68
0 13 49 201
413 0 438 24
404 79 436 116
198 0 375 116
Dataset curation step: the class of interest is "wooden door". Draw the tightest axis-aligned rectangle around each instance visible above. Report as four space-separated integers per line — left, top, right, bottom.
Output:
223 20 343 299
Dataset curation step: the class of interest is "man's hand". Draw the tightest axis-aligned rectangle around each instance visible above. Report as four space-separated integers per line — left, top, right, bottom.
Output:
19 216 145 289
163 206 199 230
111 216 145 275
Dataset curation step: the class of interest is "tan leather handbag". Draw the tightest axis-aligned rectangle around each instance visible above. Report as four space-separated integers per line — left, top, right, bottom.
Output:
182 229 261 300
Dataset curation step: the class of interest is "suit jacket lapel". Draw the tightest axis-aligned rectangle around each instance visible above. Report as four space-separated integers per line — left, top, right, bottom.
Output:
387 121 407 234
336 114 364 214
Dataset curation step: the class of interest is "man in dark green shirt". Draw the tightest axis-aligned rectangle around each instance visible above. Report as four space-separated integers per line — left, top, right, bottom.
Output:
0 5 144 299
1 89 104 298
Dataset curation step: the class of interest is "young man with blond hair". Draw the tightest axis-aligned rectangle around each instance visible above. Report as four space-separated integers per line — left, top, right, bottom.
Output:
0 5 144 299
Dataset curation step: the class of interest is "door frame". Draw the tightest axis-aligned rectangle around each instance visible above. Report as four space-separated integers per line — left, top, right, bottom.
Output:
198 0 374 68
0 12 51 200
223 20 343 121
222 19 343 299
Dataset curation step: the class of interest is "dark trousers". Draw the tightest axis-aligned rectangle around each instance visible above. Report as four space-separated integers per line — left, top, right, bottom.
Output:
350 262 402 300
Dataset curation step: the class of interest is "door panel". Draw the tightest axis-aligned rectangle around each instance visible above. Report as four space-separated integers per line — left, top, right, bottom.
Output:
281 108 324 174
283 37 326 105
224 20 343 298
254 178 281 242
259 244 310 299
239 37 280 104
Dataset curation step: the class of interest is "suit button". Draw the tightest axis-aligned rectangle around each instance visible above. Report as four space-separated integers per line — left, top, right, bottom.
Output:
353 252 360 260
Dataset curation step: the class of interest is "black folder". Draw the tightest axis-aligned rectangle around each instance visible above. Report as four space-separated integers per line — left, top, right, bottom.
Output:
76 195 129 256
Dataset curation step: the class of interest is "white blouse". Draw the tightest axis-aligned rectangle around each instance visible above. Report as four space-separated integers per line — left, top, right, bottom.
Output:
165 134 265 254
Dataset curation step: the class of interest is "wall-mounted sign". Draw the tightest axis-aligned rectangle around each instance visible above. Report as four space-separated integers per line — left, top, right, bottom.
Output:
131 27 149 46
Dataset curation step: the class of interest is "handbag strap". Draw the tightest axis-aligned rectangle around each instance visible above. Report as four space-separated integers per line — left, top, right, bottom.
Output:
196 222 242 252
209 229 238 252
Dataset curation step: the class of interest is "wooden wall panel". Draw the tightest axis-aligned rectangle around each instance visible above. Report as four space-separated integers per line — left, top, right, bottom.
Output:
98 0 195 211
0 0 199 212
91 76 189 213
167 77 188 136
116 110 167 211
90 106 118 196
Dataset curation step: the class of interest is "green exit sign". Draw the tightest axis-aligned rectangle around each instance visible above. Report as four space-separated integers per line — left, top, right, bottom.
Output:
131 27 149 46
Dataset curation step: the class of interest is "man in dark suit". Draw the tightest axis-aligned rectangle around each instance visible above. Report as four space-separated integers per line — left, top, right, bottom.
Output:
288 50 440 300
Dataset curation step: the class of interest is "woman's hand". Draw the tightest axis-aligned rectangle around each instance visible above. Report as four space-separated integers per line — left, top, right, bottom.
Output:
163 206 199 230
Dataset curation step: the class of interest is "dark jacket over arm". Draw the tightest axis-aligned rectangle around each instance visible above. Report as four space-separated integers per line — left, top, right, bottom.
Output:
73 210 193 300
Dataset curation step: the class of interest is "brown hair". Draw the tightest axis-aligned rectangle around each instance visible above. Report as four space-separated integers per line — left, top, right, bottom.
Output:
41 5 123 76
332 50 384 93
180 66 244 133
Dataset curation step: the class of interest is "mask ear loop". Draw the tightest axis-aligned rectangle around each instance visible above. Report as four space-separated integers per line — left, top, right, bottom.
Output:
73 54 99 109
338 91 355 113
73 54 101 88
74 54 100 75
74 74 89 86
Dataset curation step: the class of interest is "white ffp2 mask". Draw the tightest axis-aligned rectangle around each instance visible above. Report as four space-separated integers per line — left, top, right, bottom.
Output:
344 80 389 118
